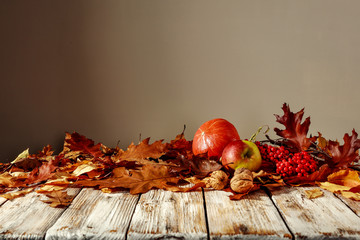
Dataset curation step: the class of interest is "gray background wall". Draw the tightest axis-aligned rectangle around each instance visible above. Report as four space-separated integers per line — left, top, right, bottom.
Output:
1 0 360 162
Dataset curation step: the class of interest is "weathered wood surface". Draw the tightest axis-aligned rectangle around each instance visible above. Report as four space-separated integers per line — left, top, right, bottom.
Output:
45 188 139 240
337 194 360 216
270 186 360 239
0 197 7 206
127 189 207 240
0 188 80 240
204 189 292 239
1 186 360 239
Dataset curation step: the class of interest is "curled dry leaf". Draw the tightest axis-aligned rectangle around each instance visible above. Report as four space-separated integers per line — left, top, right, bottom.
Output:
327 169 360 188
1 188 34 200
72 162 98 177
340 191 360 201
304 188 324 199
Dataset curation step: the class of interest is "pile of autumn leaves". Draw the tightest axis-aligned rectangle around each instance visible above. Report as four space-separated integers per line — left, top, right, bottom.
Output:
1 103 360 207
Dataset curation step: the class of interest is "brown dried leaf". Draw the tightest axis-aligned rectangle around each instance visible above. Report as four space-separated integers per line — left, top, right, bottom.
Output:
274 103 316 151
113 138 167 163
340 191 360 201
62 132 103 158
325 130 360 168
319 182 351 193
1 188 34 200
0 173 17 187
41 190 75 208
75 165 183 194
304 188 324 199
25 159 58 184
327 169 360 188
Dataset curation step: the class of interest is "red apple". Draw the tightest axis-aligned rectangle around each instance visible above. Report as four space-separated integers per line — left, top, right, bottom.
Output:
221 140 262 171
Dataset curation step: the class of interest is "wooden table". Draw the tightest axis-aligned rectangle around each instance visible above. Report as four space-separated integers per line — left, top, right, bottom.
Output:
0 186 360 239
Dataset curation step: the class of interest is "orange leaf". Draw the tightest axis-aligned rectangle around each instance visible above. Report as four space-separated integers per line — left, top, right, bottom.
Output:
319 181 352 193
304 188 324 199
0 188 34 200
327 169 360 188
75 164 182 194
62 132 103 158
113 138 167 163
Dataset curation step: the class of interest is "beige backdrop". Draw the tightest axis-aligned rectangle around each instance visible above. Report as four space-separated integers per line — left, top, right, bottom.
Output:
1 0 360 162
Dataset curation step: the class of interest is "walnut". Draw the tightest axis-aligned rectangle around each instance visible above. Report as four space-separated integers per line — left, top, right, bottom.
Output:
230 168 254 193
204 170 229 190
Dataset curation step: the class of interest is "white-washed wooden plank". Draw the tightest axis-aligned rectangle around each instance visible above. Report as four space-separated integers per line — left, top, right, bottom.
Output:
0 188 80 240
0 197 7 206
127 189 207 240
205 189 291 239
336 194 360 216
270 186 360 239
45 188 139 240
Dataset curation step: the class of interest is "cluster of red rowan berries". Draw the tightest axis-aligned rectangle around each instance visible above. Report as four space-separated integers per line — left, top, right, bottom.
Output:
255 142 317 177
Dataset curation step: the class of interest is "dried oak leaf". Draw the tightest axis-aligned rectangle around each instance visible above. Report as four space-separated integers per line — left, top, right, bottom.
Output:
74 165 183 194
62 132 103 158
41 190 75 208
325 129 360 168
113 138 167 163
274 103 316 151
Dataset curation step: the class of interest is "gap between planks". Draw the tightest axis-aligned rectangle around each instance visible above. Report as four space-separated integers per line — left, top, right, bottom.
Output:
203 188 292 239
45 188 140 240
269 186 360 239
0 188 81 240
127 188 208 240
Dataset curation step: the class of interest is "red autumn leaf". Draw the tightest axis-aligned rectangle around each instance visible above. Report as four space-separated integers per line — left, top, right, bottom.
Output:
113 138 167 163
284 164 332 185
325 129 360 168
63 132 103 158
25 158 59 184
167 129 193 155
74 165 183 194
32 145 54 159
274 103 316 151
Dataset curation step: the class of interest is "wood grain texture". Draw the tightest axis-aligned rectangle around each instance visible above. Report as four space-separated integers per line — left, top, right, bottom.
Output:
127 189 207 240
45 188 139 240
336 194 360 216
0 197 7 206
204 189 292 239
270 186 360 239
0 188 80 240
